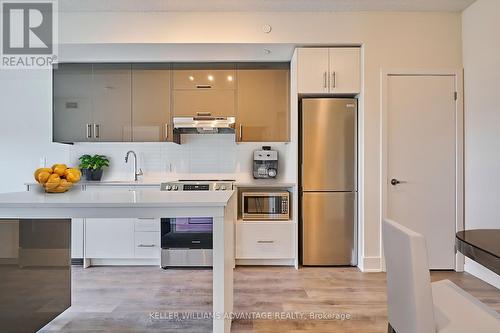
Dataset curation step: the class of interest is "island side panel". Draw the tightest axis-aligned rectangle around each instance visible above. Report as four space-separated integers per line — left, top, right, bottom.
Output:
0 218 71 332
212 193 236 333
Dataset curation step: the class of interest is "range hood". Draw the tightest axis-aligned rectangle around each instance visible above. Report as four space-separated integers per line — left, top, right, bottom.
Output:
173 116 236 134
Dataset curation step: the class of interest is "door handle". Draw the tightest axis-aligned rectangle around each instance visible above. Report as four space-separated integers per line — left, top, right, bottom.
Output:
390 178 407 186
331 71 336 89
94 124 100 139
164 123 169 141
86 124 92 139
239 124 243 141
323 71 328 89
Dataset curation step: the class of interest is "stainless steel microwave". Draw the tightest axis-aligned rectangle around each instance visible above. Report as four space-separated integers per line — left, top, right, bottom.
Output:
241 191 290 220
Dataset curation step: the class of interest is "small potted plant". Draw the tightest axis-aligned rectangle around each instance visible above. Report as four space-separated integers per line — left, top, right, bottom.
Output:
78 154 110 181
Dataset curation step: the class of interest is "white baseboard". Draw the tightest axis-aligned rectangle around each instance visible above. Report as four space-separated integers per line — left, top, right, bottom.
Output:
88 258 160 267
360 256 382 272
464 258 500 289
236 259 295 266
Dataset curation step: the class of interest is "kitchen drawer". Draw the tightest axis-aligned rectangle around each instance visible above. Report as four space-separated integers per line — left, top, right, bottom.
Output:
134 232 160 258
236 223 294 259
173 69 236 90
134 218 160 232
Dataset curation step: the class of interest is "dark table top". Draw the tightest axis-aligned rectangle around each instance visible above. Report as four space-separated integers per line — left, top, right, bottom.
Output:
456 229 500 275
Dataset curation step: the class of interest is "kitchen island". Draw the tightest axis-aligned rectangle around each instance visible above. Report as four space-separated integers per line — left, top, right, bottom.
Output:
0 188 236 333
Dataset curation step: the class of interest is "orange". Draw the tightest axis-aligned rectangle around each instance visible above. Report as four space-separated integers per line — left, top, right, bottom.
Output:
64 168 81 183
37 171 51 184
44 174 61 190
52 164 68 177
34 168 52 182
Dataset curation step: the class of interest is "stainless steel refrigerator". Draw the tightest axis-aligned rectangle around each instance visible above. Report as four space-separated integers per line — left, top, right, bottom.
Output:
300 98 357 266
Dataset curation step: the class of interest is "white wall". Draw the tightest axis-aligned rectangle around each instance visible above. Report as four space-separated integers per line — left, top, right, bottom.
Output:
0 70 69 193
462 0 500 288
69 137 294 183
1 11 463 271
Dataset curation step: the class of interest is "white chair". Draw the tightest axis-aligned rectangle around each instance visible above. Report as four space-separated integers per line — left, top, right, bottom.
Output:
382 219 500 333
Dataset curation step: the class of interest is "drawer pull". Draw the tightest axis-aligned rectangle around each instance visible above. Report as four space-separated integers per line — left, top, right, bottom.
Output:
191 240 201 244
138 244 156 248
257 240 275 244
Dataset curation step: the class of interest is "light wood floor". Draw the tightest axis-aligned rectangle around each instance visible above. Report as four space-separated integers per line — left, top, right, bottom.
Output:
40 266 500 333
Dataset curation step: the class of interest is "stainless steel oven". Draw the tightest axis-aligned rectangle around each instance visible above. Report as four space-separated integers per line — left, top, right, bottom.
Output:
160 180 233 268
242 191 290 220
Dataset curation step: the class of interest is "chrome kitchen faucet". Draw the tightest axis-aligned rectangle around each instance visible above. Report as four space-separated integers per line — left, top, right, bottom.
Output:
125 150 143 181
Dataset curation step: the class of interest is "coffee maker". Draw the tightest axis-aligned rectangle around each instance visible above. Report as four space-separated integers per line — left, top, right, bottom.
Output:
253 146 278 179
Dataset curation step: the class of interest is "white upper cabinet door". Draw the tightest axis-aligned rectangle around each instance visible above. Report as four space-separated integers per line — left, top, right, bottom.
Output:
328 48 360 94
297 48 330 94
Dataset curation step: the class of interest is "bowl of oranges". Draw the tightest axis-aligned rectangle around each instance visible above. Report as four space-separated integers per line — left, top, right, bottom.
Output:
34 164 82 193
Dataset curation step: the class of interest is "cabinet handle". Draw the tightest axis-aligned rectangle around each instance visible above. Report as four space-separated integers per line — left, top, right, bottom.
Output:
164 123 169 141
239 124 243 141
323 71 327 88
94 124 100 139
138 244 155 248
86 124 92 139
331 71 336 89
196 112 211 116
257 240 275 244
196 85 212 89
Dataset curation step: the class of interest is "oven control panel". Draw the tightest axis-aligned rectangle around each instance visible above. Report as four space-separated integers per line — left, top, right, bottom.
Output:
160 181 233 191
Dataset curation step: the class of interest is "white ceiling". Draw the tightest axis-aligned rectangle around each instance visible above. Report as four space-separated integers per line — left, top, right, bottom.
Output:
59 0 476 12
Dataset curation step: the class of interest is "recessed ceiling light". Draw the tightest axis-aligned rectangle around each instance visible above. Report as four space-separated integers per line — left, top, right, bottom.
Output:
208 75 214 81
227 75 233 82
262 24 272 33
189 76 194 81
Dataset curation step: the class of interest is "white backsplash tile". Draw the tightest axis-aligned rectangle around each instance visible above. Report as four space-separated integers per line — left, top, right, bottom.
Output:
69 134 292 182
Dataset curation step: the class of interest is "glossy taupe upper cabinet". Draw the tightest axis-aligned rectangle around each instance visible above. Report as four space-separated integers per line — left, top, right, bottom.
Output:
236 66 290 142
53 63 132 143
92 64 132 142
53 62 291 143
172 64 236 118
131 64 172 142
53 64 93 143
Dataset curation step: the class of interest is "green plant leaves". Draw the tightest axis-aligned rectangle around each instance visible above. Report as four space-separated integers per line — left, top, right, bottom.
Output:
78 154 110 170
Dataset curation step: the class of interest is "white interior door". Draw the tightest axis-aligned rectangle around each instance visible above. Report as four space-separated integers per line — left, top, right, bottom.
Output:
386 74 457 269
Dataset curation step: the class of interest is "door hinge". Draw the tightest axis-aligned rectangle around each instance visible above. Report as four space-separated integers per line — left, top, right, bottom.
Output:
454 92 458 101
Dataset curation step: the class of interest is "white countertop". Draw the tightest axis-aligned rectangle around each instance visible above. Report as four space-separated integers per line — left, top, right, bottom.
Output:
0 188 234 208
25 178 296 188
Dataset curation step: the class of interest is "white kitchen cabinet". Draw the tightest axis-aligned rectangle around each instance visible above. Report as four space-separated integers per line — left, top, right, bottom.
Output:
329 48 361 94
134 218 161 232
71 218 84 258
297 48 330 94
85 218 135 258
297 47 360 94
235 222 294 259
134 231 161 258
